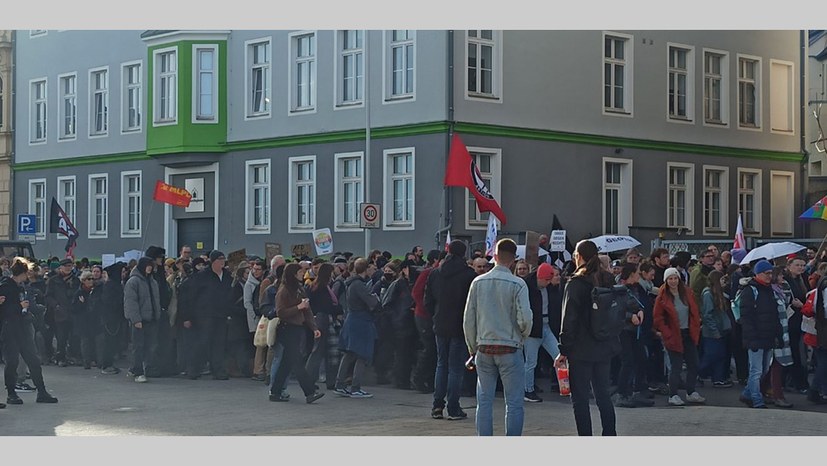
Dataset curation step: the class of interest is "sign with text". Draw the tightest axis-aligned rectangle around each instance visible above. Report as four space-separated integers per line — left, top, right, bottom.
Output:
291 243 313 259
18 214 37 235
264 243 282 265
551 230 567 252
360 203 381 229
312 228 334 256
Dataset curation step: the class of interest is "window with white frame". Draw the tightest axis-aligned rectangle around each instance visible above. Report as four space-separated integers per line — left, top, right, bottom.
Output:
246 160 270 232
738 169 762 234
154 48 177 123
770 60 794 133
667 164 694 230
335 152 364 229
89 175 108 237
770 171 794 236
388 30 415 99
704 50 728 125
59 73 77 139
31 79 47 142
123 62 142 131
28 179 46 238
89 68 108 136
194 45 217 121
603 159 633 235
338 30 364 106
57 176 76 234
385 149 415 227
246 39 271 117
738 56 761 128
290 32 316 112
466 30 500 99
121 171 141 237
289 156 315 230
704 166 728 234
603 33 633 114
466 149 501 228
668 45 693 120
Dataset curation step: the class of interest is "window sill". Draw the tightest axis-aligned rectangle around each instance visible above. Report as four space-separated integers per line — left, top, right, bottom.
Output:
603 109 631 116
467 92 500 101
668 116 693 123
385 95 413 102
704 120 727 126
246 112 271 119
336 101 364 108
290 107 315 114
121 128 141 133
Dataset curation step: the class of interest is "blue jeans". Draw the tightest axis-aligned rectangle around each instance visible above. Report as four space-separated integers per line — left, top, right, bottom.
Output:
742 349 772 407
268 343 285 393
813 348 827 396
698 337 729 383
433 336 467 414
523 325 560 392
476 350 525 436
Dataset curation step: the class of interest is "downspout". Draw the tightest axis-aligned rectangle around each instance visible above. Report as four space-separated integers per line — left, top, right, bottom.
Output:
801 30 811 239
436 29 454 249
8 30 16 241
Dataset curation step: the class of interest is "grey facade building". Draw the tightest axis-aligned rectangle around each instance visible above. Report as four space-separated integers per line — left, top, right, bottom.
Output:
12 30 806 260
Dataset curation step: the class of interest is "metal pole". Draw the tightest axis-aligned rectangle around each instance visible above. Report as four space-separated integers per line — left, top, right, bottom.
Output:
364 30 371 257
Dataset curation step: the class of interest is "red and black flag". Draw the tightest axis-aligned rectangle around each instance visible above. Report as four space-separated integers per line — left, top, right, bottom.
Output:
444 133 507 224
50 197 79 258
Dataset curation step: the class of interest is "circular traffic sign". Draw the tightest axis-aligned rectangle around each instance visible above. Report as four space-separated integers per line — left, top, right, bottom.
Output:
364 205 378 221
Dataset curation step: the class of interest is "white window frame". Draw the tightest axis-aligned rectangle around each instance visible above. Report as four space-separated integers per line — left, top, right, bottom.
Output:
57 72 77 141
192 44 219 124
769 59 795 135
88 173 108 238
770 170 795 236
88 66 109 138
703 165 729 236
666 43 695 124
245 159 271 234
244 37 272 119
383 147 416 231
56 175 76 239
383 30 416 104
121 60 143 133
737 54 762 131
28 178 47 240
288 31 317 115
287 155 316 233
666 163 695 232
737 168 762 236
602 31 634 117
465 30 503 103
29 77 47 145
153 46 178 126
702 48 730 128
334 151 365 232
335 30 365 109
465 147 502 230
120 170 142 238
602 157 633 235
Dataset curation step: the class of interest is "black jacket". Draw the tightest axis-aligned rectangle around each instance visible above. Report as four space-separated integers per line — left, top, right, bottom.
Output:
382 277 416 333
0 276 26 324
100 277 125 328
739 279 783 351
559 272 621 362
425 254 476 338
227 282 250 342
72 286 104 337
523 271 560 339
192 267 234 320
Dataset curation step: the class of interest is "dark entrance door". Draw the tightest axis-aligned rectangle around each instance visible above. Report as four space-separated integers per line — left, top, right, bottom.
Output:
177 218 215 258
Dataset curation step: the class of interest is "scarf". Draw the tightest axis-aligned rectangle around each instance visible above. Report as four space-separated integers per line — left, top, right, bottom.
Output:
771 284 794 366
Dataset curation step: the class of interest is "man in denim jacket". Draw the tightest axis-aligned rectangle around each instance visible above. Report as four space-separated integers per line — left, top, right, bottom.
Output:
463 238 532 436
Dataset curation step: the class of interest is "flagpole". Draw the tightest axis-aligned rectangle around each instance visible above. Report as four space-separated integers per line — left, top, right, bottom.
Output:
363 30 372 257
141 200 156 254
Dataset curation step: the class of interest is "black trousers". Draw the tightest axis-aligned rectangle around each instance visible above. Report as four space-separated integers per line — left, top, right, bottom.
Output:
187 317 228 378
412 316 437 389
569 358 616 436
731 322 749 381
54 320 72 362
2 321 46 395
373 313 394 380
305 313 331 383
271 324 316 397
149 310 177 376
100 322 121 369
785 314 810 390
667 329 699 396
618 330 648 396
645 337 667 385
80 332 104 366
130 321 159 376
392 327 417 388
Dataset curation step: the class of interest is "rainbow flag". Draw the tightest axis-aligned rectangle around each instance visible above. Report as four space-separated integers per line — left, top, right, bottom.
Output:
800 195 827 220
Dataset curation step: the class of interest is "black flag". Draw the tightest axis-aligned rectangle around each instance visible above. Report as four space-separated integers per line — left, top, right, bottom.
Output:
50 197 79 257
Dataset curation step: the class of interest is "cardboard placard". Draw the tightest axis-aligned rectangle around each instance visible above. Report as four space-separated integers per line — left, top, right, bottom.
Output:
226 248 247 273
291 243 313 259
265 243 281 265
551 230 567 252
525 230 540 268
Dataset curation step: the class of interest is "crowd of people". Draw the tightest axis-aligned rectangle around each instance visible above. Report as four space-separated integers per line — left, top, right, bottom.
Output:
0 237 826 437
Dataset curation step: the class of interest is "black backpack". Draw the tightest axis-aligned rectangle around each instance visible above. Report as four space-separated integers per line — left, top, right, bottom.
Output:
589 284 635 341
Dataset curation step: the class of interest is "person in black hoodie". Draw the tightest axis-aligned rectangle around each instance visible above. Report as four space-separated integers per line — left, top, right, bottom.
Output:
71 270 104 370
382 259 418 390
1 257 59 405
424 240 477 420
555 240 619 436
99 262 126 375
187 250 233 380
144 246 174 377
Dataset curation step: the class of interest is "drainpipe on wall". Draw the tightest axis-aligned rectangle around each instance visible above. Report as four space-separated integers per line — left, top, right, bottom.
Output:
801 30 811 239
436 30 454 250
8 30 16 241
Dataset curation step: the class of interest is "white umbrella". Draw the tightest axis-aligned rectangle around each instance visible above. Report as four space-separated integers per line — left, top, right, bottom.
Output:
586 235 641 253
739 241 806 265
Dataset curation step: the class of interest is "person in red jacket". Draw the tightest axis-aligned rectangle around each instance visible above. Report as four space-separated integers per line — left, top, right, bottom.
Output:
410 250 442 393
653 267 705 406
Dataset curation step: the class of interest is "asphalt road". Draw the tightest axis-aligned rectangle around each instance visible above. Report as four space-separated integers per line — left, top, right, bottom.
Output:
1 361 826 436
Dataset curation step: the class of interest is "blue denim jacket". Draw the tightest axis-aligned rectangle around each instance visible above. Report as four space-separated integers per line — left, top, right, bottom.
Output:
463 264 532 354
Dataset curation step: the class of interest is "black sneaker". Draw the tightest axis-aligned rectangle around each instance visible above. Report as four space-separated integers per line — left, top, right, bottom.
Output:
269 393 289 402
614 395 637 408
713 380 734 388
36 391 58 403
305 392 325 404
431 407 444 419
524 391 543 403
446 409 468 420
14 382 36 393
0 401 5 409
6 395 23 405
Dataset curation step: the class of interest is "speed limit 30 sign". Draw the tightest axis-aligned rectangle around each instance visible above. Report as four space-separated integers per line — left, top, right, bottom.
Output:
360 203 381 229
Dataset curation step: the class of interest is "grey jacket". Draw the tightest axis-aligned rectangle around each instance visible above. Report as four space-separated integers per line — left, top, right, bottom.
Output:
345 274 380 313
123 267 162 324
463 264 532 354
243 274 261 332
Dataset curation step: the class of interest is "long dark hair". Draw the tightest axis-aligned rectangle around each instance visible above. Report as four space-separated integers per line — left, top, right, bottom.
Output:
662 276 691 304
573 240 603 285
280 263 302 295
312 263 333 291
707 270 727 313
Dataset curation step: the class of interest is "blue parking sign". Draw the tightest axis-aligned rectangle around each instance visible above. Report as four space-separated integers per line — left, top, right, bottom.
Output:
18 214 37 235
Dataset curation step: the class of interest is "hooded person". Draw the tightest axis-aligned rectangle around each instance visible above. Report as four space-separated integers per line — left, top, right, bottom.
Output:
123 256 162 383
186 249 234 380
99 262 127 374
144 246 174 377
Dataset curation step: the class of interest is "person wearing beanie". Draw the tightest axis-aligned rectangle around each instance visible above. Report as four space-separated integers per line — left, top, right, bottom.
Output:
99 262 127 375
45 257 81 367
738 259 784 408
186 249 233 380
425 237 476 420
142 246 173 377
520 262 561 403
653 267 705 406
123 257 162 383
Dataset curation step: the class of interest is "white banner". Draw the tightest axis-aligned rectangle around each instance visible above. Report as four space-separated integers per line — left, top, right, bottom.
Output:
485 215 498 256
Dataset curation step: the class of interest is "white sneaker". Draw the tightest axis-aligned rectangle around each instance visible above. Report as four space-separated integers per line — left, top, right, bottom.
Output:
686 391 706 404
668 395 685 406
134 375 148 383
